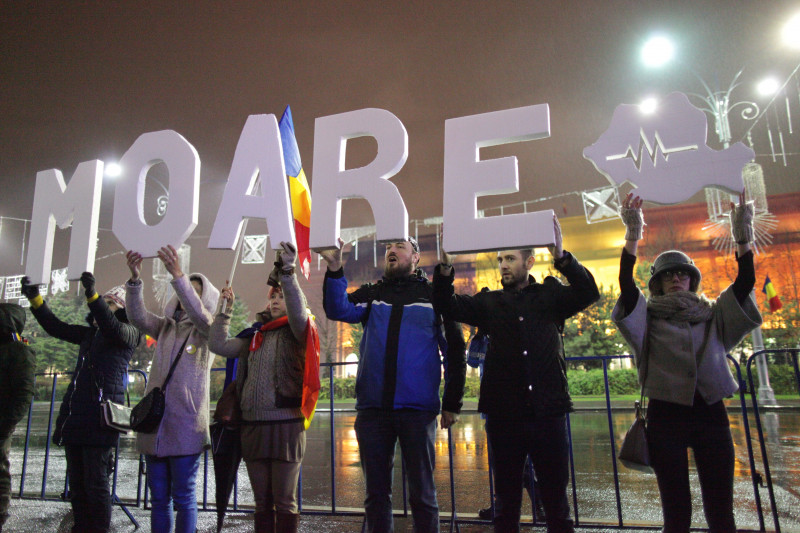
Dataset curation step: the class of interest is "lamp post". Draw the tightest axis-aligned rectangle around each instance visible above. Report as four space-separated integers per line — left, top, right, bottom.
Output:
640 34 791 405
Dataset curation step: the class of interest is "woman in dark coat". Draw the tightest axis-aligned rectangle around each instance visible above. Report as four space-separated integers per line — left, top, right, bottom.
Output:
22 272 140 533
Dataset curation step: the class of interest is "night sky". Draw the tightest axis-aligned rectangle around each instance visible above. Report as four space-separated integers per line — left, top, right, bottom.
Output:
1 1 798 311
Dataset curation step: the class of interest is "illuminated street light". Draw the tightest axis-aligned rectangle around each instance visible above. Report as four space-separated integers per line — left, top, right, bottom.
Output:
639 97 658 114
641 36 674 68
756 77 780 96
104 162 122 177
782 12 800 48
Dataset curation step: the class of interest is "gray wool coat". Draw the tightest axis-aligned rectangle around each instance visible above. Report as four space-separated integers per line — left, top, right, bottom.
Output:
126 273 220 457
612 286 762 406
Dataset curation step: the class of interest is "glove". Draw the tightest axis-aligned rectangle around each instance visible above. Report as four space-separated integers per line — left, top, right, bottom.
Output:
20 276 40 299
80 272 96 298
619 205 645 241
267 251 282 288
279 241 297 272
730 201 754 244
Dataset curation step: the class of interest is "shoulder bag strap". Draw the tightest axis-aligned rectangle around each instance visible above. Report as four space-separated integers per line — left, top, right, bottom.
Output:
161 335 191 391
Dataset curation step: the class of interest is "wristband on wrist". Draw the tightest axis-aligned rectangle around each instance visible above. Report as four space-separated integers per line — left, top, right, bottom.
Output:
281 267 296 276
30 295 44 309
87 292 100 303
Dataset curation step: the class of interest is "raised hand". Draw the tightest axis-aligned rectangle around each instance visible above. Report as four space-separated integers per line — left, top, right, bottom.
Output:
318 238 345 272
620 192 645 242
730 190 754 247
279 241 297 271
219 282 235 313
20 276 40 299
126 251 144 281
157 245 184 279
547 215 564 260
80 271 96 298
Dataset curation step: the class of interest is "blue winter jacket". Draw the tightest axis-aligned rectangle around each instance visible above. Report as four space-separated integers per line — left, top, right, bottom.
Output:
323 268 466 413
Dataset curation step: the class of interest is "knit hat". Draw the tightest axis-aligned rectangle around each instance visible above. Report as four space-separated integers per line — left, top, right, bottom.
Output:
103 285 126 309
648 250 701 295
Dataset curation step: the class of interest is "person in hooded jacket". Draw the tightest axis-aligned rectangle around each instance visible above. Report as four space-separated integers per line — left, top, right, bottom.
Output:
21 273 140 533
613 193 762 532
125 245 219 533
0 303 36 533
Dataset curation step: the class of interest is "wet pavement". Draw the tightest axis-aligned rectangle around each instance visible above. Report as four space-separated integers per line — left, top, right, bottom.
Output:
2 498 661 532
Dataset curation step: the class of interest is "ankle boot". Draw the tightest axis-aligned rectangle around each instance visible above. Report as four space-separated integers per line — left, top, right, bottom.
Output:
254 509 275 533
275 512 300 533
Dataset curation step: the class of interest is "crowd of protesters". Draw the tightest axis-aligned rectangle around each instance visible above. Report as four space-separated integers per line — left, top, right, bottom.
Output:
0 194 763 533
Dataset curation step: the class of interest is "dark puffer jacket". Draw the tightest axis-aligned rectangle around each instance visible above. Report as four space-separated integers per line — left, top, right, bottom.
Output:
0 304 36 439
31 298 140 447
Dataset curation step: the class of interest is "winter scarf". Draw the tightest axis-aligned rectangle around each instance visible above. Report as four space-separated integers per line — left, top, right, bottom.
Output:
647 291 714 323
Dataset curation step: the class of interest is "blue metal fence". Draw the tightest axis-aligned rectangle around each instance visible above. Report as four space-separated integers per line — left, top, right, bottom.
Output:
9 349 800 531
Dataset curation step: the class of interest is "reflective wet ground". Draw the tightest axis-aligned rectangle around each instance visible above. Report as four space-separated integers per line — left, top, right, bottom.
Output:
5 407 800 531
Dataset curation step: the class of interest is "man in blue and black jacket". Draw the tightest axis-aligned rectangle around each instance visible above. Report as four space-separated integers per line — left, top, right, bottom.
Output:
322 236 466 533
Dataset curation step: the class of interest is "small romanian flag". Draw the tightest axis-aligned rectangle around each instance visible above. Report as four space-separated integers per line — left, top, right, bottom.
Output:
279 106 312 280
762 275 783 313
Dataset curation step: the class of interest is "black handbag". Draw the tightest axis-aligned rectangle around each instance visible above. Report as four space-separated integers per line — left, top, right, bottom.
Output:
618 399 652 473
618 315 653 473
130 336 190 433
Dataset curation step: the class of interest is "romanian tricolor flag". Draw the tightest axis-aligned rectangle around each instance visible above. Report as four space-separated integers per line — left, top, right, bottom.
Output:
762 275 783 313
279 106 312 279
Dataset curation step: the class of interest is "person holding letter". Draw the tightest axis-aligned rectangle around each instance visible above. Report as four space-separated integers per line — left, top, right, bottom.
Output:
209 242 319 533
21 273 139 533
125 246 219 533
433 216 599 533
321 237 466 533
612 193 762 532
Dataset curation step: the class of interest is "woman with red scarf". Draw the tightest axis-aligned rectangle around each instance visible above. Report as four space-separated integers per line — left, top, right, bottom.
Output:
209 241 319 533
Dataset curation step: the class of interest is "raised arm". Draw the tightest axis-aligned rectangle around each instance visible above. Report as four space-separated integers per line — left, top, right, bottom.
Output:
157 245 216 336
277 242 310 341
208 286 249 358
81 272 140 349
125 251 168 338
618 193 644 315
729 192 756 304
22 276 88 345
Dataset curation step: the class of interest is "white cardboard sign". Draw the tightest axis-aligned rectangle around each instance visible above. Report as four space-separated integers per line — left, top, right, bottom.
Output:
583 92 754 204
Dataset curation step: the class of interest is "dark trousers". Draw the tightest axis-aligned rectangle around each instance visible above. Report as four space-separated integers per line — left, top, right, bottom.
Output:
64 444 114 533
486 414 573 533
0 435 12 529
646 397 736 533
354 409 440 533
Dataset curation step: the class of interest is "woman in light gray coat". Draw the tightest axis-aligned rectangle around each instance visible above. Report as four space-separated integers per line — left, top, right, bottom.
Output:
126 246 219 533
612 193 762 533
209 242 313 533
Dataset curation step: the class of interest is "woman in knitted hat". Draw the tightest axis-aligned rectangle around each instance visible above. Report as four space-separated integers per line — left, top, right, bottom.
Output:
209 241 320 533
612 192 762 532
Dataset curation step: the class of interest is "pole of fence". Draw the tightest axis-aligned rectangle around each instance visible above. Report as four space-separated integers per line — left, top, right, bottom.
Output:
41 373 58 498
19 391 35 496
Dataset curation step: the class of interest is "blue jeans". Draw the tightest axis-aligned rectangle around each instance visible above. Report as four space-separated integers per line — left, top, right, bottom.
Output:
354 409 439 533
146 454 201 533
486 414 573 533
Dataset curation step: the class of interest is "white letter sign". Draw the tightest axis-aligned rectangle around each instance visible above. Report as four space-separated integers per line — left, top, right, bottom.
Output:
309 108 409 251
25 161 103 284
443 104 554 254
112 130 200 257
208 114 296 250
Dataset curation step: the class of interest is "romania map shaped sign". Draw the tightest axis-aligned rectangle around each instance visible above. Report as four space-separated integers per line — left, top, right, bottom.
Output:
582 92 754 204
